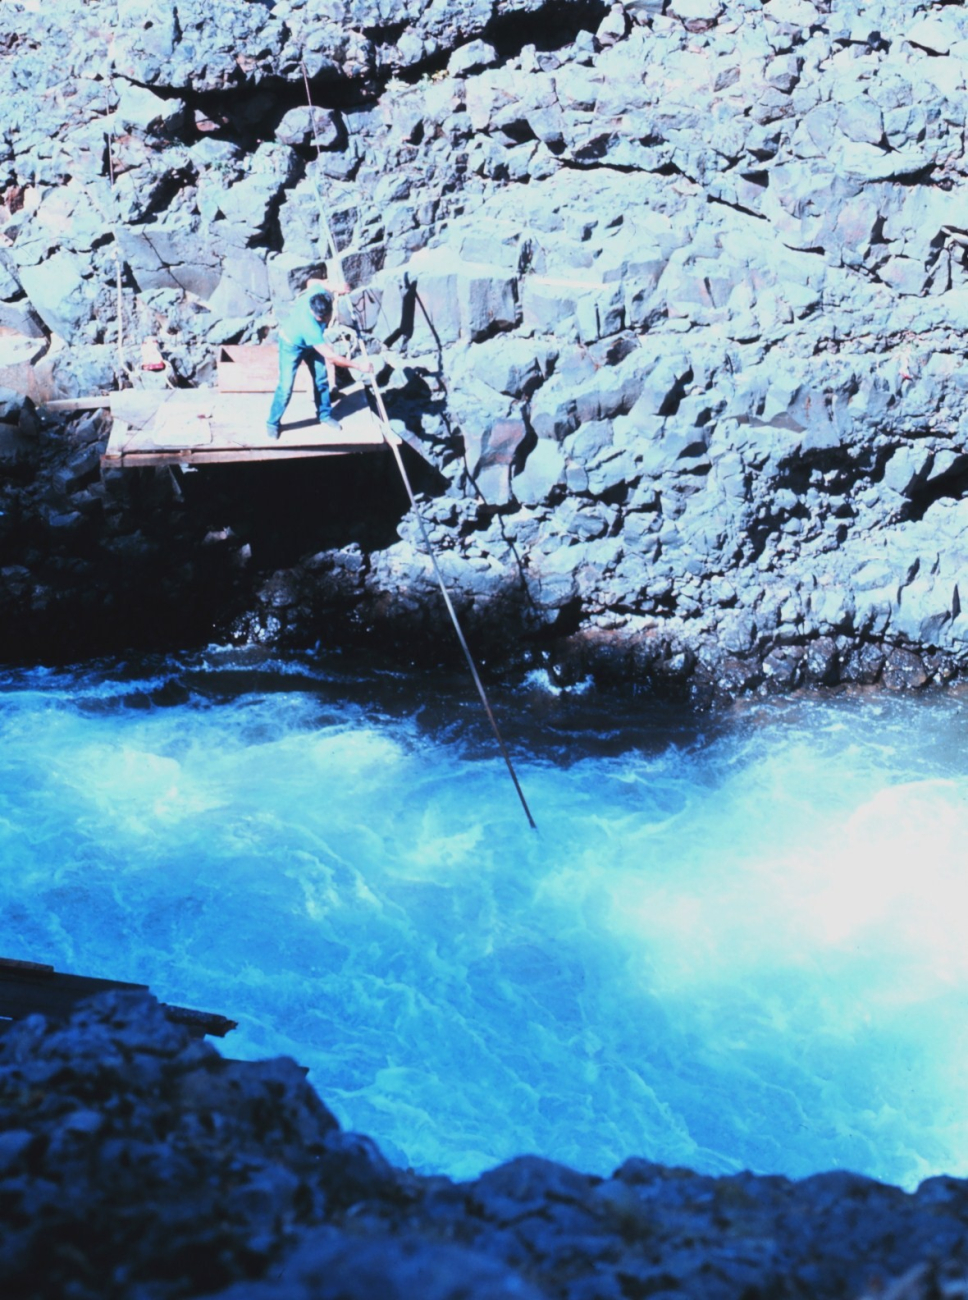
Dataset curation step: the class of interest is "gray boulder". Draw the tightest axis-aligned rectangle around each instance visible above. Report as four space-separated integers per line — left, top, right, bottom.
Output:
17 252 93 342
448 40 498 77
114 82 188 139
275 107 342 149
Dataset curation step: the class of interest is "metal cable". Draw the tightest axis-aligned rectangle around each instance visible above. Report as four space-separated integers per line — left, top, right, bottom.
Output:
299 63 536 830
104 80 126 381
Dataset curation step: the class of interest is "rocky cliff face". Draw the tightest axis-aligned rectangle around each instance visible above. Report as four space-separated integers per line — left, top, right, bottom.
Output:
2 991 968 1300
3 0 968 693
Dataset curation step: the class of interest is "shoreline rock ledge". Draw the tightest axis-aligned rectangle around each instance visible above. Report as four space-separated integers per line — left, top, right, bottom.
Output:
1 990 967 1300
3 0 968 696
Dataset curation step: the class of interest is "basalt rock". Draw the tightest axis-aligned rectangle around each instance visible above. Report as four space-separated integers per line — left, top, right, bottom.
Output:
4 0 968 696
3 992 968 1300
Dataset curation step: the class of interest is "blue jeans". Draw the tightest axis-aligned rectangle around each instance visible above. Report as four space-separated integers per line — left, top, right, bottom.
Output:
267 341 332 427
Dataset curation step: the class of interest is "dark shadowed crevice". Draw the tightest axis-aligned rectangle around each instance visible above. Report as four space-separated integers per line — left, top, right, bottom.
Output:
484 0 610 57
362 19 410 44
707 192 769 222
895 164 938 187
183 74 378 147
388 0 611 86
903 459 968 522
658 369 693 417
558 157 681 177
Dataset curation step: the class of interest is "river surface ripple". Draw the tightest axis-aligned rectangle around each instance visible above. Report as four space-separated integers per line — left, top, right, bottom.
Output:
1 648 965 1190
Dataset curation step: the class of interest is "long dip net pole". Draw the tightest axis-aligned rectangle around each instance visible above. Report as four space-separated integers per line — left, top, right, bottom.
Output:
299 66 537 831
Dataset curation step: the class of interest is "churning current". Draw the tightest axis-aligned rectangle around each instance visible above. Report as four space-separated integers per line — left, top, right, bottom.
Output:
1 649 966 1192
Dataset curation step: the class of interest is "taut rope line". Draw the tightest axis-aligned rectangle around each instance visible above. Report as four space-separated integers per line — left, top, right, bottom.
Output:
299 64 537 830
105 70 177 390
104 78 125 381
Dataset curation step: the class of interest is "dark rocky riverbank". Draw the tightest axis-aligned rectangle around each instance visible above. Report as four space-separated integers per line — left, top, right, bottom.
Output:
2 990 966 1300
5 0 968 695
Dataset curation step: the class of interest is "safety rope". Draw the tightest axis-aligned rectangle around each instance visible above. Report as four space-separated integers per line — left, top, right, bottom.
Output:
105 70 177 390
299 63 537 830
104 81 126 381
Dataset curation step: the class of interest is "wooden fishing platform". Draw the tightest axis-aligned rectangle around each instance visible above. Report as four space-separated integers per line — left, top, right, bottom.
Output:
102 344 398 468
0 956 237 1038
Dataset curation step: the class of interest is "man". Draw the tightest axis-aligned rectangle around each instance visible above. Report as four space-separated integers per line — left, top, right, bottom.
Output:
266 279 372 440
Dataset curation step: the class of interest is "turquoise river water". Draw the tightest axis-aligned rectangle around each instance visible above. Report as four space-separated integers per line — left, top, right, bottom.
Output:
1 649 966 1191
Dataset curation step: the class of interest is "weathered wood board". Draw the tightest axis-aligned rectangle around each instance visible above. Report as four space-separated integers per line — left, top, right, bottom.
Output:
0 956 237 1038
103 381 397 467
216 343 312 393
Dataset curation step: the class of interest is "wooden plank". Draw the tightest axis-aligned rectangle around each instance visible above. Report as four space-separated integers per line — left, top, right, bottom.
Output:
0 956 54 974
163 1004 238 1037
40 396 112 412
103 446 372 467
151 406 214 449
0 955 237 1038
103 417 131 461
217 343 309 394
103 381 398 468
109 390 169 429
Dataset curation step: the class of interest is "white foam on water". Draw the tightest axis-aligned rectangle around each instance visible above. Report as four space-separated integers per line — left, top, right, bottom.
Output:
1 664 967 1189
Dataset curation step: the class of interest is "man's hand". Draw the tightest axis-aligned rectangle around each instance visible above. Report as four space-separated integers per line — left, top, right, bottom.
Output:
355 356 374 375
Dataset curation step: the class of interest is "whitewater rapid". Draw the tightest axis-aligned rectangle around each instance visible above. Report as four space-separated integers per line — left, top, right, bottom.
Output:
1 650 966 1190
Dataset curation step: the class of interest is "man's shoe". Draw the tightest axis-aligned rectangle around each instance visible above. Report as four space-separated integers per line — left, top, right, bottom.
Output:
318 416 342 432
266 423 281 440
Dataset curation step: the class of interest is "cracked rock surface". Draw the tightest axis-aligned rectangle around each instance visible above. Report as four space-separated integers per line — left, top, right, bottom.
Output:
3 0 968 693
